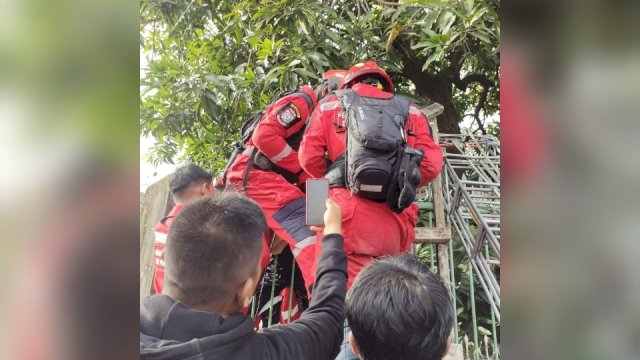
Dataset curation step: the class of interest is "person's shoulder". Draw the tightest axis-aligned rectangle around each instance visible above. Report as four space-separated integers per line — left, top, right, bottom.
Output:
318 94 341 112
408 102 425 117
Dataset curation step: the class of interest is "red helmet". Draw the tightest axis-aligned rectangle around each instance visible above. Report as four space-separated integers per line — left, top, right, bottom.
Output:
322 69 348 91
340 60 394 93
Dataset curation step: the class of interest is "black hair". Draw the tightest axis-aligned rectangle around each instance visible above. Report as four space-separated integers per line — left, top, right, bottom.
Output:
345 254 453 360
354 74 388 90
169 163 213 195
163 192 266 307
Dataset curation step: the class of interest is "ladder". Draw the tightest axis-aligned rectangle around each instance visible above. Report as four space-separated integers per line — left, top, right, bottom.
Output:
440 130 501 321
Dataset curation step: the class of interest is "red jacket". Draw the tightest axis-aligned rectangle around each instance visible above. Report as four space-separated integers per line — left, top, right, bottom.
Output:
299 83 444 288
248 85 317 175
152 204 184 294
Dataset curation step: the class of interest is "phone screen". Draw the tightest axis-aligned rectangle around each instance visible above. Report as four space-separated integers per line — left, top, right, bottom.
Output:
305 179 329 226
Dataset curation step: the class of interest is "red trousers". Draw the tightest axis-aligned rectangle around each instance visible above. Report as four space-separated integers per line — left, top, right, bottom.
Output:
226 154 317 293
311 188 419 289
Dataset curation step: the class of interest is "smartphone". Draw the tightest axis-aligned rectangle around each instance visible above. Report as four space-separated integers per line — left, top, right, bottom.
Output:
305 179 329 226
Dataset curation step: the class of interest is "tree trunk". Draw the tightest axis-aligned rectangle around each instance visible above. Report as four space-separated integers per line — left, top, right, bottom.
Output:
399 51 461 134
420 81 460 135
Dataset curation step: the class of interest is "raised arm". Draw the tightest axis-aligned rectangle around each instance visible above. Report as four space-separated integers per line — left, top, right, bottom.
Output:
259 199 347 360
407 104 444 187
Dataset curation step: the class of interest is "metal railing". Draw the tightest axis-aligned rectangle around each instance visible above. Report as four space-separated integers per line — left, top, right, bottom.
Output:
441 130 501 359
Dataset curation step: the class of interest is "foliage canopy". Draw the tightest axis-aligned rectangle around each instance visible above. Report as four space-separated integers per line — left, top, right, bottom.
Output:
140 0 499 170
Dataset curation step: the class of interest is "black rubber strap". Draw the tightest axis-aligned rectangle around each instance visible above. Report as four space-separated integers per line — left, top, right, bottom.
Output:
242 148 257 192
221 142 243 188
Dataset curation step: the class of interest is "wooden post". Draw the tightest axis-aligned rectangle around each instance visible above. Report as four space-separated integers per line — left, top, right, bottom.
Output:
423 103 464 360
421 104 452 292
139 175 173 302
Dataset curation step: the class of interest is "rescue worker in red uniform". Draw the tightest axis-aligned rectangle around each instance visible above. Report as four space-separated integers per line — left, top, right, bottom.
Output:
152 164 271 295
299 61 444 290
152 164 219 294
225 85 320 293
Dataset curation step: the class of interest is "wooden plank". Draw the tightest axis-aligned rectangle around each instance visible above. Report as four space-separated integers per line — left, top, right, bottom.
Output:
139 175 172 302
423 104 459 347
414 226 451 244
421 105 452 290
423 103 445 119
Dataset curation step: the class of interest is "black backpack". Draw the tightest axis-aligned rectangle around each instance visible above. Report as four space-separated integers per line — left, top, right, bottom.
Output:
330 89 424 213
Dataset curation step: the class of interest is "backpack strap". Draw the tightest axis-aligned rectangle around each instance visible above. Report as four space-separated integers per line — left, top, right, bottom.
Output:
333 89 356 112
276 90 314 112
242 147 258 192
324 153 346 188
239 90 313 146
333 89 357 194
394 95 411 125
220 142 244 188
159 215 174 225
295 91 314 112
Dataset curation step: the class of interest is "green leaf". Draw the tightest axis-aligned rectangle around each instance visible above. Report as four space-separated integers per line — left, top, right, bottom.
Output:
422 28 437 37
422 52 440 71
469 7 488 26
299 21 309 35
411 41 438 50
422 9 439 29
324 28 341 45
245 67 255 82
430 33 450 44
257 48 272 59
205 74 225 87
288 59 302 68
472 30 491 43
440 12 456 34
228 78 237 92
391 4 408 24
293 67 317 80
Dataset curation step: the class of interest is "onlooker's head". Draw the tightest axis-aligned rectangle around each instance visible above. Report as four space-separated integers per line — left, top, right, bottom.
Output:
341 60 394 93
345 254 453 360
169 163 215 204
163 193 266 316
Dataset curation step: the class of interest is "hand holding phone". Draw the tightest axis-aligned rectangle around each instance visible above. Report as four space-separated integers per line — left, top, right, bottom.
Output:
311 198 342 235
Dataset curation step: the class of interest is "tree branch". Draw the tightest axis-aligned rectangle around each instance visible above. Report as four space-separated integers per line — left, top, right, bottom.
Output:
391 35 438 95
451 73 493 135
445 47 466 79
376 0 434 9
452 73 493 91
473 86 488 134
376 0 400 6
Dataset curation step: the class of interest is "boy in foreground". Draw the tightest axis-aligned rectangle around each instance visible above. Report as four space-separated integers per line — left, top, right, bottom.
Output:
140 192 347 359
344 254 454 360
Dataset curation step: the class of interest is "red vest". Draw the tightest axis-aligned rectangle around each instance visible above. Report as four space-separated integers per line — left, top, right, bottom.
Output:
152 204 184 294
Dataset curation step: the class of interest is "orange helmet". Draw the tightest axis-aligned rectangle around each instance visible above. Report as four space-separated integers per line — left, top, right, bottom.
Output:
340 60 394 93
322 69 348 91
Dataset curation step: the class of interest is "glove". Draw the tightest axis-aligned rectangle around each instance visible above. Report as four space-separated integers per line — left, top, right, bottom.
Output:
392 147 424 213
